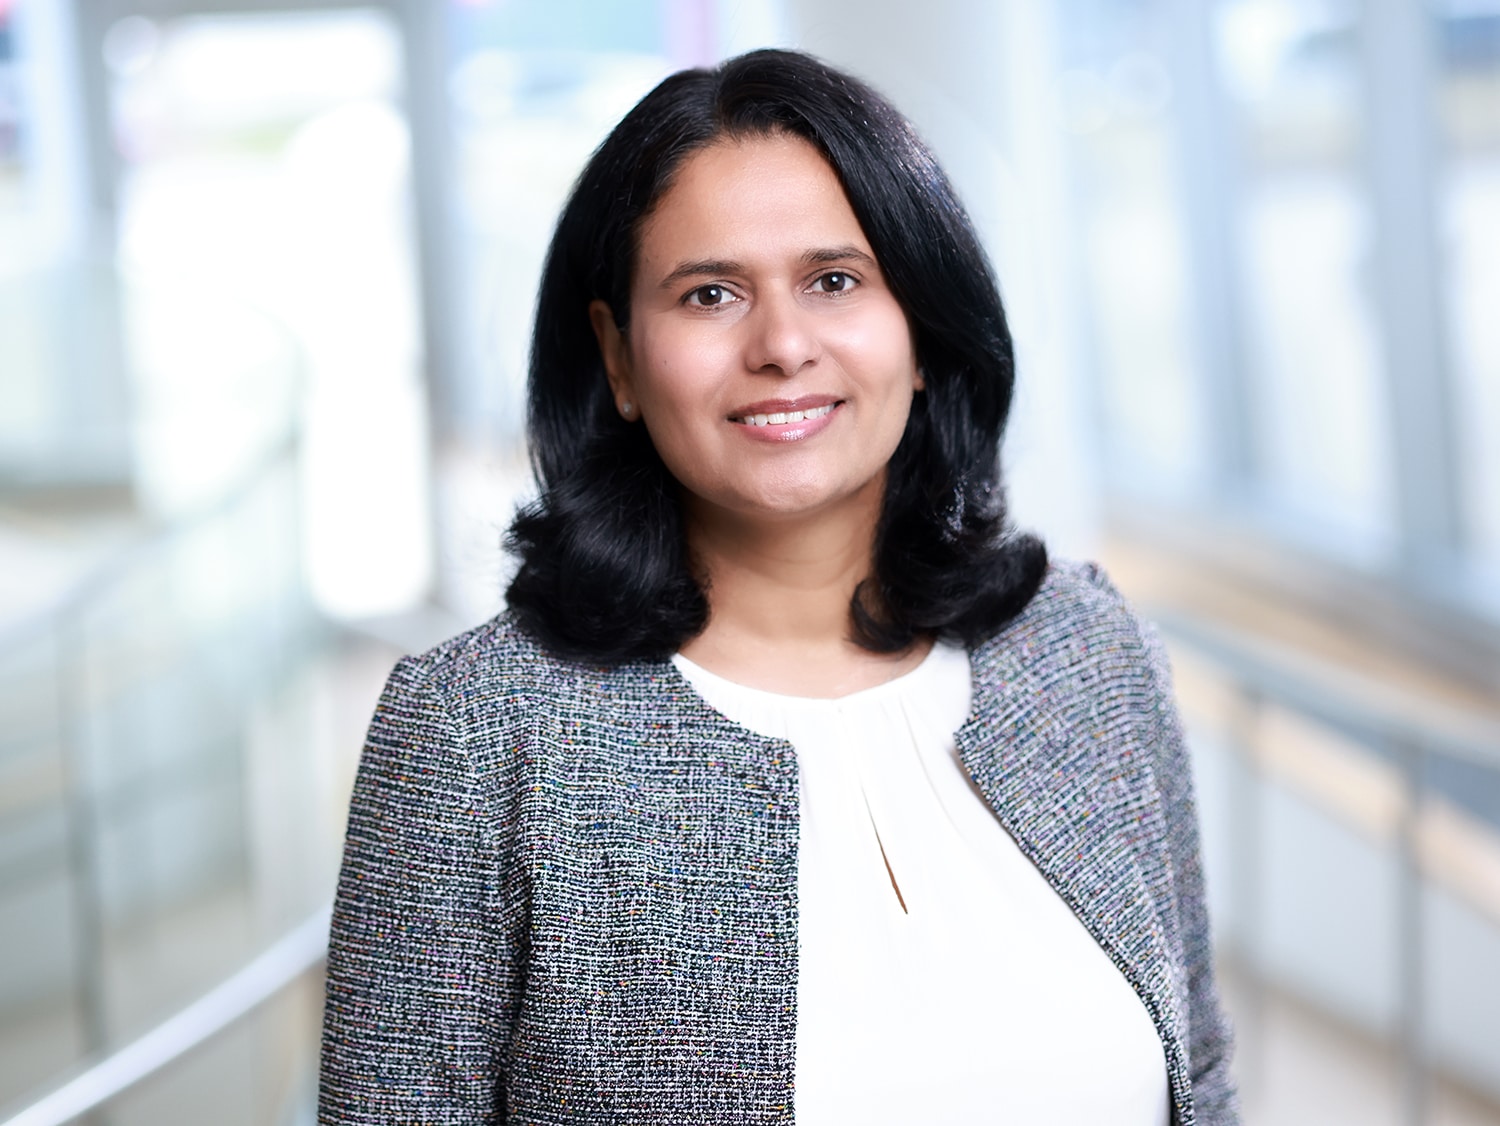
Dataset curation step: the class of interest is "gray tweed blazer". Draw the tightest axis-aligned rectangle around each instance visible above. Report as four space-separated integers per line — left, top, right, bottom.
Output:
320 561 1239 1124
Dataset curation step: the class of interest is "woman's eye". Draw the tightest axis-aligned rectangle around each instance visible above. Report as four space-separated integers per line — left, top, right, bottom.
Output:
686 284 731 307
814 272 855 293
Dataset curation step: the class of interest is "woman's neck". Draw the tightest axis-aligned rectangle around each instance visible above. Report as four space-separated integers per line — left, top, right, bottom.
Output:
676 485 930 697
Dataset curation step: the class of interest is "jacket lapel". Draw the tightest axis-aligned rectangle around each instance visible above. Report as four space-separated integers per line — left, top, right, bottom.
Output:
954 639 1192 1119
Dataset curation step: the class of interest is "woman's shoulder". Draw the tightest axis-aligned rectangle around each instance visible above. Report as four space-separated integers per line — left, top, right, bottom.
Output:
387 610 663 716
397 610 546 680
362 613 683 802
1007 557 1149 638
974 557 1170 695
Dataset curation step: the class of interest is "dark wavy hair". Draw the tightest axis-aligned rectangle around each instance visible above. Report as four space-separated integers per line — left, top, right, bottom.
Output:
506 48 1046 664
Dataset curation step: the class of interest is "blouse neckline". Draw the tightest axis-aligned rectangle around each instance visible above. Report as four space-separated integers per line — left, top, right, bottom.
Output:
670 638 959 708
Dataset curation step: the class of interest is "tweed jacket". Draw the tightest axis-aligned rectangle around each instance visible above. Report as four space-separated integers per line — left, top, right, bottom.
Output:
319 561 1239 1125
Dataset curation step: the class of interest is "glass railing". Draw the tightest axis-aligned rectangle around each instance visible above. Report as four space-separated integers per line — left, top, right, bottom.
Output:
1164 613 1500 1124
0 262 397 1124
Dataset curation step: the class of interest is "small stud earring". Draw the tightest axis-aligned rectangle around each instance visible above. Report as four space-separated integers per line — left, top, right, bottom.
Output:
620 401 634 419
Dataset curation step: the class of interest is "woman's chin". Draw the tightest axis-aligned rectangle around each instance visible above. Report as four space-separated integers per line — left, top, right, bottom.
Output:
689 478 885 529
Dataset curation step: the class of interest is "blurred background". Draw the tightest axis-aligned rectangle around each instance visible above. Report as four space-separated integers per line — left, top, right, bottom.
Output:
0 0 1496 1122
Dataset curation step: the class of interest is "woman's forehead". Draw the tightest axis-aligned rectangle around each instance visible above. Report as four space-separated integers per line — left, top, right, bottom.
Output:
633 134 874 282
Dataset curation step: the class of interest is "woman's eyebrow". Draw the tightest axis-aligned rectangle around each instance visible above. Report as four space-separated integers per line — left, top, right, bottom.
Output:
802 245 875 267
658 259 742 288
658 246 876 289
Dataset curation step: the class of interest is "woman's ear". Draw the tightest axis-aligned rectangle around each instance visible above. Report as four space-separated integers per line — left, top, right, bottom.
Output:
588 300 637 419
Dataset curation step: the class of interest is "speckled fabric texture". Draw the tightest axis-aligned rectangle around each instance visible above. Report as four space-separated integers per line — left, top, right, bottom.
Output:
319 561 1239 1125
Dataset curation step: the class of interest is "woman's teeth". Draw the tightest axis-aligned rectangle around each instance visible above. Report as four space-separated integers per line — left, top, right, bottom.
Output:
738 404 835 426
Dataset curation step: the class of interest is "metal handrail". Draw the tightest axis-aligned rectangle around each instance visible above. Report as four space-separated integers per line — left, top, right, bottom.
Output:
1156 611 1500 771
0 907 331 1126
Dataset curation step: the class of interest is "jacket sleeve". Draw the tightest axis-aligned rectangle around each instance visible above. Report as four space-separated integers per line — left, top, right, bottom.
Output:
1139 616 1242 1126
319 655 511 1124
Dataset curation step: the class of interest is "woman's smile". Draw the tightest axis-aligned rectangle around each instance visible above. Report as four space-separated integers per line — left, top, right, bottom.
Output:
728 397 843 441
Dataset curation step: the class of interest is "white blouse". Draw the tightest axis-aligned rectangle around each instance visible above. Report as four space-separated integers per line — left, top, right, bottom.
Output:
671 641 1170 1125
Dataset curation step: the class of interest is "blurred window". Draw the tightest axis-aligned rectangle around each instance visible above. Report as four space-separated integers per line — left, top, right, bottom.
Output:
1055 0 1208 500
445 0 674 443
1216 0 1396 563
1060 0 1500 620
0 1 18 208
1435 0 1500 576
1 0 97 468
101 6 432 617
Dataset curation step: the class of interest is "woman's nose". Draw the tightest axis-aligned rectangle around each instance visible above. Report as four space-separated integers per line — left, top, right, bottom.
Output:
744 291 821 377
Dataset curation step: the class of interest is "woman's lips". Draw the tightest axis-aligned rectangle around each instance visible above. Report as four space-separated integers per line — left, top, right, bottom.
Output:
727 397 842 442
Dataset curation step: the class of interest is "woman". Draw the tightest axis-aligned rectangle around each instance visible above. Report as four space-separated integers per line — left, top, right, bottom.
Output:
320 48 1238 1125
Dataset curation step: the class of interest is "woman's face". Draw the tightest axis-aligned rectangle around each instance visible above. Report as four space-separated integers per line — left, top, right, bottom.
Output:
590 132 922 528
